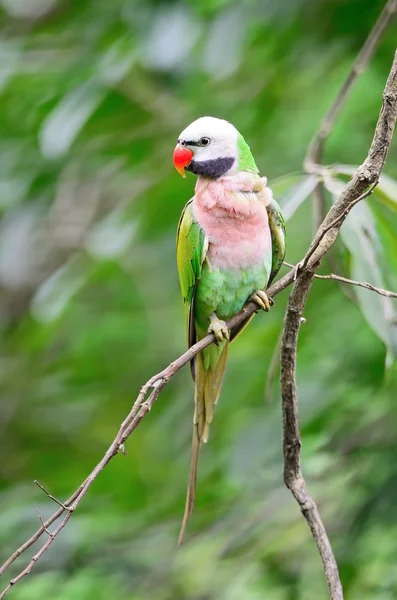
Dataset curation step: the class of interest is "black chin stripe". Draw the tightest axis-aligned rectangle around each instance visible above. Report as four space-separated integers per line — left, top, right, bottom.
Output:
185 157 235 179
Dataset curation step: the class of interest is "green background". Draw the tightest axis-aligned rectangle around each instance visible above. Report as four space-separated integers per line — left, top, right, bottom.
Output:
0 0 397 598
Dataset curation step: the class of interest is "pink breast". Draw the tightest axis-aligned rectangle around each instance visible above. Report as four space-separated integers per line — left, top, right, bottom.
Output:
193 175 272 270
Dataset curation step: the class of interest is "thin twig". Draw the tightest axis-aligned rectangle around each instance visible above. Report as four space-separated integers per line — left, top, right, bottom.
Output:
315 273 397 299
0 512 74 600
283 262 397 299
35 510 53 540
34 481 72 511
280 49 397 600
0 484 84 577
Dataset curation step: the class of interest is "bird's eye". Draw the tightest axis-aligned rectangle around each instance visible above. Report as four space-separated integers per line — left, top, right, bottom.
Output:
178 139 186 146
200 137 210 146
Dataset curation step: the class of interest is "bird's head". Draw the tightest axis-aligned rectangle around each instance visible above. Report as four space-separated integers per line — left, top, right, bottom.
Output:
173 116 258 179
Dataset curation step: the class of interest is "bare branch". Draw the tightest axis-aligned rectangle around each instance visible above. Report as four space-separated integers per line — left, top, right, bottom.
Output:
35 510 54 540
34 481 73 511
284 262 397 299
0 484 84 578
280 49 397 600
0 511 74 600
315 273 397 299
281 271 344 600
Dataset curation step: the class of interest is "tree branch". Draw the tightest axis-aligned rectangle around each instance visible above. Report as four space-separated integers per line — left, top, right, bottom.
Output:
282 271 344 599
315 273 397 299
280 49 397 600
284 262 397 299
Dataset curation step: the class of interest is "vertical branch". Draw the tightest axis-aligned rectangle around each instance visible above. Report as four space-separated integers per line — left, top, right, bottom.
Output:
281 270 343 600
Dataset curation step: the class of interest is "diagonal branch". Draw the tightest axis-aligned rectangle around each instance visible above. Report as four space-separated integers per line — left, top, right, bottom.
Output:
280 49 397 600
0 268 296 598
282 271 344 599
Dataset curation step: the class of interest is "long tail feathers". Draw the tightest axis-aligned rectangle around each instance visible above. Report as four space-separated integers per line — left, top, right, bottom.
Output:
178 343 228 545
178 428 201 546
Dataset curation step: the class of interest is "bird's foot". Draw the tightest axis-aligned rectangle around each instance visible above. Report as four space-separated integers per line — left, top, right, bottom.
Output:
208 313 230 344
251 290 274 312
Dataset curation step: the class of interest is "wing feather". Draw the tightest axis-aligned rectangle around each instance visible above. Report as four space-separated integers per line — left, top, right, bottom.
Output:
266 197 286 286
176 199 208 379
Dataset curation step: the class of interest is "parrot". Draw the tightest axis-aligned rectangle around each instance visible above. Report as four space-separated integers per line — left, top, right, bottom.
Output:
174 116 286 545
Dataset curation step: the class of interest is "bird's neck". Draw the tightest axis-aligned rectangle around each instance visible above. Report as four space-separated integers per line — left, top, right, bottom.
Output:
194 171 271 216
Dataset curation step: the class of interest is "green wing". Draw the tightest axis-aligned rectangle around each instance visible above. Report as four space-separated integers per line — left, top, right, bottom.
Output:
266 197 286 286
176 199 208 371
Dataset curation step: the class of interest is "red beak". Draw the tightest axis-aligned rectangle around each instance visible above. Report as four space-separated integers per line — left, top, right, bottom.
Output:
173 144 194 178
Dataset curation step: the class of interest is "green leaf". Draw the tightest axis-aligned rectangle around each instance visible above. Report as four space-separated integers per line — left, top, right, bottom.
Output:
339 200 397 358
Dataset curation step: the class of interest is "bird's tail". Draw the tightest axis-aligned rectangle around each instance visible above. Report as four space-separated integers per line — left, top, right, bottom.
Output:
178 341 228 546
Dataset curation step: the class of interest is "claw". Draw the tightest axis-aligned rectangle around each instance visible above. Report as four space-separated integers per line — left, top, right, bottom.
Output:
208 313 229 344
251 290 274 312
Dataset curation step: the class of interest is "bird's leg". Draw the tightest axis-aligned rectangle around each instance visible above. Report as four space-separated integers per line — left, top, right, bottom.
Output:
251 290 274 312
208 312 230 344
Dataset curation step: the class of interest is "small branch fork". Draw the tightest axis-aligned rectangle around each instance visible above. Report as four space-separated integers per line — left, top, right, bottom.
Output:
1 15 397 600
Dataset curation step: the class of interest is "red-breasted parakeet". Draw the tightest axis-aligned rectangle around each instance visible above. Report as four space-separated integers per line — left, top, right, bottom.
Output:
174 116 286 544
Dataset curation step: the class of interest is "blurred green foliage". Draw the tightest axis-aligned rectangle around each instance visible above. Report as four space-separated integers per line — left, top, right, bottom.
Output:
0 0 397 598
